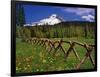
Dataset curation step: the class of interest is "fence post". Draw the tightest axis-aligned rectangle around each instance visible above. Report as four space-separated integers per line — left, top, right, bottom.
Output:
76 44 94 69
65 41 75 60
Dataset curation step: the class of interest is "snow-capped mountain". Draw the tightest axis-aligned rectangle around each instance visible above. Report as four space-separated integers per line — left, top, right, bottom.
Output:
24 14 64 26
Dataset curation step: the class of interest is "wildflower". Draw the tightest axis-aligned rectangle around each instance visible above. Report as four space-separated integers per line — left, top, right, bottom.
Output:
36 69 39 71
43 59 46 63
50 60 53 63
16 67 18 70
27 64 30 67
24 67 27 70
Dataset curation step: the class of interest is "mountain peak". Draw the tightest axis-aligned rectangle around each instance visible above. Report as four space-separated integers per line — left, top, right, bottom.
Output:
50 14 57 18
37 14 62 25
25 14 64 26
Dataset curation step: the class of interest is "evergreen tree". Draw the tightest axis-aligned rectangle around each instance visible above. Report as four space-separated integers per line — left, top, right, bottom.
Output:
16 4 25 27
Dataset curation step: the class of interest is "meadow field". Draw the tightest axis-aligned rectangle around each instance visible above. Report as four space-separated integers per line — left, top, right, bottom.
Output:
16 37 95 73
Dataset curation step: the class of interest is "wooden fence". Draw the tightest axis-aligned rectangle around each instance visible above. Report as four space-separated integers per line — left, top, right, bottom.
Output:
25 37 95 69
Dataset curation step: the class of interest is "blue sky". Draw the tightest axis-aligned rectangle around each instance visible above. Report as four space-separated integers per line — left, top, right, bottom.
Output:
17 4 95 24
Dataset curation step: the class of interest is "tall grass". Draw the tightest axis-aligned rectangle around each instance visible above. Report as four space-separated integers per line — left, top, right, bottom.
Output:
16 38 95 73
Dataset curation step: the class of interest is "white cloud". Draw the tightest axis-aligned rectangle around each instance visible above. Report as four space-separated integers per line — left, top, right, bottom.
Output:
81 14 95 22
64 8 94 16
64 7 95 22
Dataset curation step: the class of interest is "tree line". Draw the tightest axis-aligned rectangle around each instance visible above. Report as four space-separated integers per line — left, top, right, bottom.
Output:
16 22 95 40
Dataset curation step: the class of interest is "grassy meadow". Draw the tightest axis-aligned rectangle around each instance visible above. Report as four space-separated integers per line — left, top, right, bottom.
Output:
16 37 95 73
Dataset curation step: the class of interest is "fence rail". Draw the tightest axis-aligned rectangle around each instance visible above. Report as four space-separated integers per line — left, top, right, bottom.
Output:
25 37 95 69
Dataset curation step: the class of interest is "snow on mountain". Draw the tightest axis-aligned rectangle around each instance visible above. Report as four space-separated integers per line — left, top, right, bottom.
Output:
24 14 64 26
37 14 62 25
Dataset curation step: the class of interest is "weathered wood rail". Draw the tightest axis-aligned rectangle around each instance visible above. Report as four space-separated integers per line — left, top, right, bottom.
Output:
25 37 95 69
